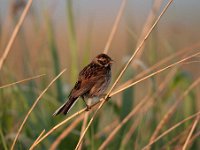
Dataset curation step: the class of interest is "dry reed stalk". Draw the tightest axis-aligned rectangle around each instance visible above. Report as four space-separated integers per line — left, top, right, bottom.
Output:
121 118 140 146
198 88 200 109
75 99 106 150
99 67 176 149
160 124 193 150
11 69 66 150
99 75 151 149
134 0 163 60
141 69 178 128
181 60 200 66
85 119 118 145
117 49 186 93
142 111 200 150
111 51 200 97
29 49 200 149
74 1 173 149
99 95 149 150
30 129 46 150
108 0 173 99
78 110 90 150
0 0 33 71
166 123 194 150
117 42 200 92
94 119 119 140
141 69 177 114
121 64 198 149
103 0 127 54
29 105 90 149
187 130 200 148
0 74 45 89
182 115 200 150
148 76 200 146
157 68 177 92
120 69 177 147
49 114 85 150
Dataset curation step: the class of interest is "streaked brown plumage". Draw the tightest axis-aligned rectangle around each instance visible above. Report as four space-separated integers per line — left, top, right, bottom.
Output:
53 53 113 116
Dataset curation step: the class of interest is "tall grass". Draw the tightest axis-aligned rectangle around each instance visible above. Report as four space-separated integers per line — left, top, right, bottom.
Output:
46 14 64 102
66 0 78 83
0 0 200 150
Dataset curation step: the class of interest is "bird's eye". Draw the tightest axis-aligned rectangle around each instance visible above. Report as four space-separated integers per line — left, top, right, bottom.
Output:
98 59 104 64
98 58 109 66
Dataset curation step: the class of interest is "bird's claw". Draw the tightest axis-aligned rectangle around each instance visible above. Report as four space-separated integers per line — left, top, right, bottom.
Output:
86 105 91 111
105 95 111 101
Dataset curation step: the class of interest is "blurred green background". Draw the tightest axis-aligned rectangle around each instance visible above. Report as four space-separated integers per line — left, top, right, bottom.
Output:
0 0 200 149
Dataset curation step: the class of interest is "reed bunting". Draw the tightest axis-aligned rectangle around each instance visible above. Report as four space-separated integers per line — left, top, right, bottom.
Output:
53 53 113 116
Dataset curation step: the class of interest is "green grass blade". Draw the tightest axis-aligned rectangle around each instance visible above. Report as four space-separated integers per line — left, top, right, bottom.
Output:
46 15 64 101
66 0 78 83
0 127 8 150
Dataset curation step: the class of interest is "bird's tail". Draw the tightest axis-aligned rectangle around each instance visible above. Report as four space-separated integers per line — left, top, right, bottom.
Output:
53 97 77 116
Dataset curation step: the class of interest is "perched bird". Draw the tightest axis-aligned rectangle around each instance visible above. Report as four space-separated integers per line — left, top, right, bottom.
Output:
53 53 113 116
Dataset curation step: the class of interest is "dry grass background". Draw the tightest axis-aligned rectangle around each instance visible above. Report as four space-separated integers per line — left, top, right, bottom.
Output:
0 0 200 150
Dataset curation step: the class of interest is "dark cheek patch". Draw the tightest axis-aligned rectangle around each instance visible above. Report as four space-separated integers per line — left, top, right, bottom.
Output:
100 60 107 65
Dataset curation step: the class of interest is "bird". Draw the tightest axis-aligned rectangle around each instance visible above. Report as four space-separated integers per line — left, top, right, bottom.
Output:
53 53 113 116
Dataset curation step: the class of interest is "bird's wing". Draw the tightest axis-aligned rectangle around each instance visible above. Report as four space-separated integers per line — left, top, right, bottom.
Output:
69 64 105 98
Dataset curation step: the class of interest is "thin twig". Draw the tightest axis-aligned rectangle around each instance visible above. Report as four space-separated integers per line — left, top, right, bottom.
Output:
187 130 200 147
142 111 200 150
0 74 45 89
30 130 46 150
75 99 106 150
134 0 163 60
110 51 200 97
108 0 173 100
148 76 200 146
0 0 33 70
103 0 127 54
94 119 118 140
34 130 46 144
99 95 148 150
78 110 90 150
160 124 193 150
49 114 85 150
11 69 66 150
77 99 92 150
30 106 88 149
182 115 200 150
121 118 140 146
116 45 194 93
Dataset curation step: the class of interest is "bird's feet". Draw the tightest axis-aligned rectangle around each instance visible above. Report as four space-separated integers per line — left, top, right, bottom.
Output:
101 94 111 100
86 105 91 111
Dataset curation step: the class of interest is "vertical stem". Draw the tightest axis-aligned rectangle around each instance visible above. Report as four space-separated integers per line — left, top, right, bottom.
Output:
66 0 78 83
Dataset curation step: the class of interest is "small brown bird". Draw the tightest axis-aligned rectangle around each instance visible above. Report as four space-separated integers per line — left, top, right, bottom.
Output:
53 53 113 116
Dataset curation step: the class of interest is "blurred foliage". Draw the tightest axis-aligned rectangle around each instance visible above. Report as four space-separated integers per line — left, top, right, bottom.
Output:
46 14 64 102
66 0 78 83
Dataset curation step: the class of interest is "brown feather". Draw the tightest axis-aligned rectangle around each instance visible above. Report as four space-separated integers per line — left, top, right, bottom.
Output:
53 53 112 115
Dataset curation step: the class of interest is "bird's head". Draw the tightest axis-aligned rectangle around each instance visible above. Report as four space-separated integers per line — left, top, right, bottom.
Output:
93 53 113 67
